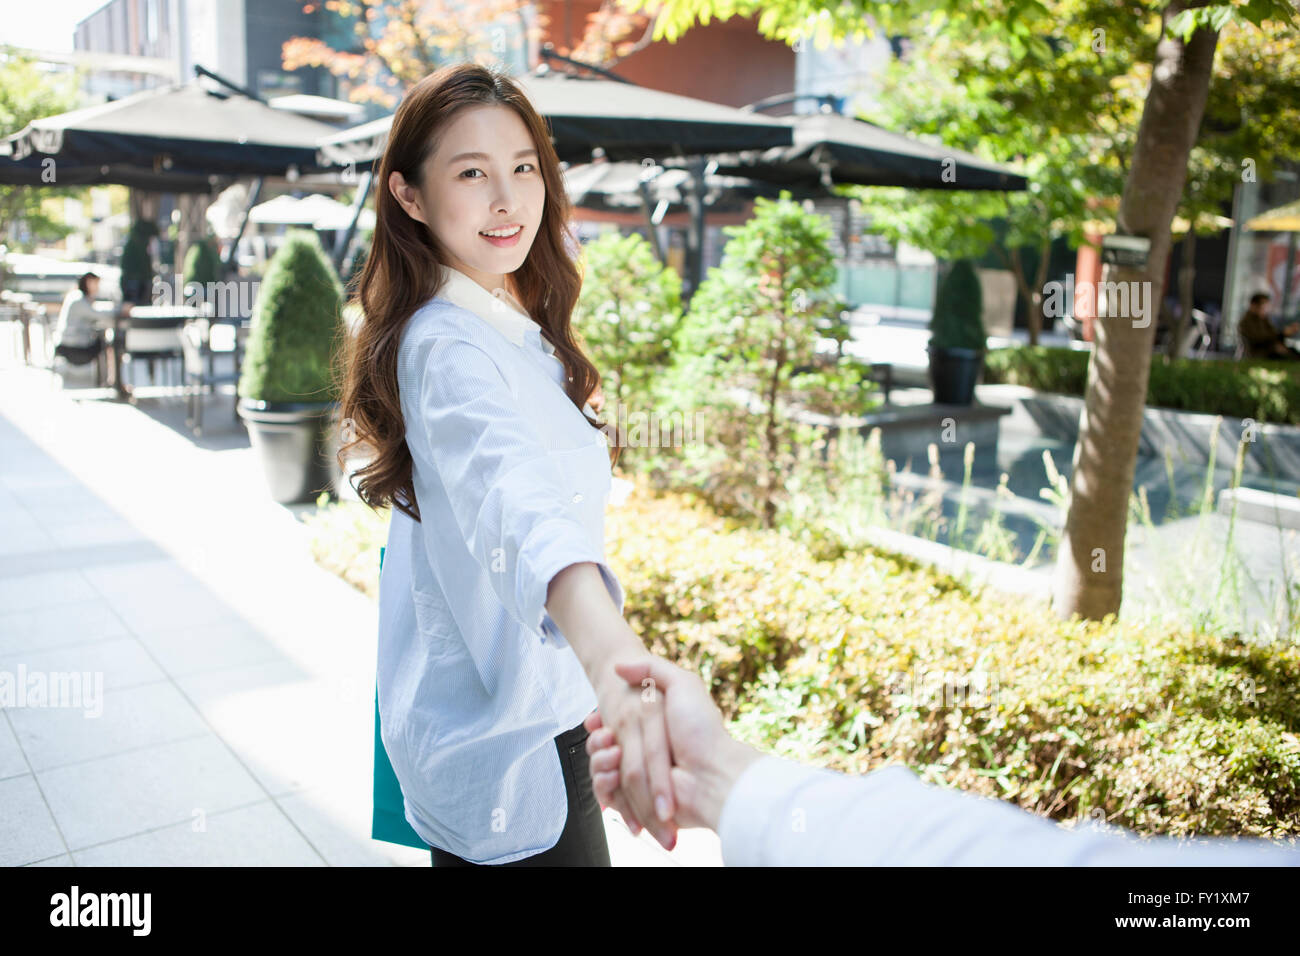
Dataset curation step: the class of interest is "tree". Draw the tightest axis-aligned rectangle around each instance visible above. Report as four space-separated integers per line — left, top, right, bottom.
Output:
619 0 1298 620
1052 1 1233 620
0 48 83 250
1164 18 1300 356
281 0 657 106
851 2 1138 345
282 0 535 106
658 191 872 528
850 0 1300 350
573 230 684 437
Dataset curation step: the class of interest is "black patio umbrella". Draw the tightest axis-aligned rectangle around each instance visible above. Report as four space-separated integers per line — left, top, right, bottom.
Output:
318 67 796 277
701 109 1028 192
316 68 796 169
0 139 223 191
563 159 803 263
564 159 801 210
2 80 342 180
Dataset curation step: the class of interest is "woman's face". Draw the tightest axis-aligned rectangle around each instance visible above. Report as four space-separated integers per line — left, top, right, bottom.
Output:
85 277 100 298
389 103 545 294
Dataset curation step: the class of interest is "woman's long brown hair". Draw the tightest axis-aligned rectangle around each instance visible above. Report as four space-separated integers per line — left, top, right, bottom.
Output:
333 63 617 523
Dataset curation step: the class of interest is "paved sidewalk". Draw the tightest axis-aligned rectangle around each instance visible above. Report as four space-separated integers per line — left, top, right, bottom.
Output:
0 355 722 866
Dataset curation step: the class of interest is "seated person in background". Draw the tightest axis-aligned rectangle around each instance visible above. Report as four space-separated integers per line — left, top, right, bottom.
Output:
1237 292 1300 360
53 272 113 366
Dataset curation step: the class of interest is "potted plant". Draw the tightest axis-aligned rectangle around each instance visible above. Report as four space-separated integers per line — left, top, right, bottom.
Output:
120 219 158 305
237 229 346 504
927 258 987 405
183 236 222 291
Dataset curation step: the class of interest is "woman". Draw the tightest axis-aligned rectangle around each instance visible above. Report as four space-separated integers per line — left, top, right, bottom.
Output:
53 272 112 375
335 63 677 866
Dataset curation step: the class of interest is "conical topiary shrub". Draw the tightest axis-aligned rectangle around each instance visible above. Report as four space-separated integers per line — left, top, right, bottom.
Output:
183 236 222 289
928 259 987 405
120 219 158 304
930 258 987 351
239 230 344 405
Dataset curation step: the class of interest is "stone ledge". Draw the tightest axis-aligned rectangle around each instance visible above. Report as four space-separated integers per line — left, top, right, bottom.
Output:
788 399 1011 471
1217 487 1300 530
981 383 1300 480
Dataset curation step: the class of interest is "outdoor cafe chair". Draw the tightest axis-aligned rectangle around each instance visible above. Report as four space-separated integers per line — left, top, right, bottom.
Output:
1178 308 1215 360
122 322 186 388
181 316 247 435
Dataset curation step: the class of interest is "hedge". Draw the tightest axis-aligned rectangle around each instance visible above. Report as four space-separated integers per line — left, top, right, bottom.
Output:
604 476 1300 839
309 476 1300 840
984 346 1300 425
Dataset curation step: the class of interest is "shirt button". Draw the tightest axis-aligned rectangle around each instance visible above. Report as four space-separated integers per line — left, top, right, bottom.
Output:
572 492 584 503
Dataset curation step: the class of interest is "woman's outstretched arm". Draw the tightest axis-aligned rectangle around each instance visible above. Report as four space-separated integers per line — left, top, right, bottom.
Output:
546 562 678 851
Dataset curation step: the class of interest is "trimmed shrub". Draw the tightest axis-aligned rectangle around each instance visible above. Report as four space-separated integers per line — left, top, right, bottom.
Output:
574 230 683 425
602 476 1300 839
984 346 1300 425
238 230 345 404
183 236 222 289
930 258 986 351
119 219 158 304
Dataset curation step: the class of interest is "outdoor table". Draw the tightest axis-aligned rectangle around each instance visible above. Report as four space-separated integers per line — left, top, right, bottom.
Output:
110 304 210 400
189 312 250 382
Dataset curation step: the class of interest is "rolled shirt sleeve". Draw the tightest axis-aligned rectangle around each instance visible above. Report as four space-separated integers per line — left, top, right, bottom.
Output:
413 333 620 647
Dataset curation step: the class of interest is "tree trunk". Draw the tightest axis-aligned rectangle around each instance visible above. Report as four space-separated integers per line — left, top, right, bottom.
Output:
1031 237 1052 345
1001 247 1040 346
762 327 787 530
1166 230 1197 357
1051 2 1220 621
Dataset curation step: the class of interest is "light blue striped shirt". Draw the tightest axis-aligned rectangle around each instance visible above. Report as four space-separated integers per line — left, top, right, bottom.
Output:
376 264 624 864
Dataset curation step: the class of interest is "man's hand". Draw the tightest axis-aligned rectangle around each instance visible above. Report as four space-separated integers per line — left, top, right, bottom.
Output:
584 657 762 833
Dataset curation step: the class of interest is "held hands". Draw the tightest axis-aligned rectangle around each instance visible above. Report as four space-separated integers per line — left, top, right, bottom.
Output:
589 656 678 850
585 657 753 838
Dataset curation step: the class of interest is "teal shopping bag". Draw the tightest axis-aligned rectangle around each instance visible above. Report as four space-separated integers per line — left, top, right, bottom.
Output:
372 545 430 849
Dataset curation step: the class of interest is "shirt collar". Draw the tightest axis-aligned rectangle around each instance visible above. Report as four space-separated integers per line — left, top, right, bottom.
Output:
436 263 551 351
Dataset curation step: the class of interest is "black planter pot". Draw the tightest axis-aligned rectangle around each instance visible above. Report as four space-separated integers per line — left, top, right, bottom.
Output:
237 398 343 504
927 345 984 406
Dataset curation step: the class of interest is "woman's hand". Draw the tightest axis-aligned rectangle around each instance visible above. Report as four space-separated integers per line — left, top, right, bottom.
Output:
586 658 756 833
590 654 677 851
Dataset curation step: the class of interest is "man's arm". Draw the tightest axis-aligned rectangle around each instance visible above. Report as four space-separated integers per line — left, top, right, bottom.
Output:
718 754 1300 866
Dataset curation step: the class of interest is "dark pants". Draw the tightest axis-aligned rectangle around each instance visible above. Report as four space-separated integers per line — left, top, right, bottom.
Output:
54 338 105 365
430 717 611 867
